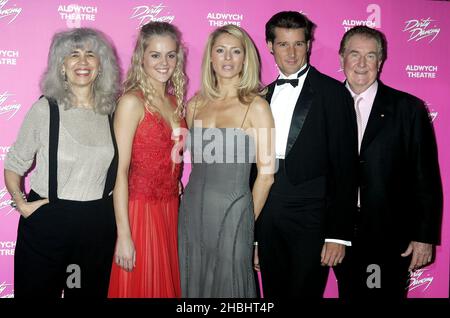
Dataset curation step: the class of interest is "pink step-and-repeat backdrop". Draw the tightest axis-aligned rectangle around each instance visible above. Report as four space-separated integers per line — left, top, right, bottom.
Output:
0 0 448 298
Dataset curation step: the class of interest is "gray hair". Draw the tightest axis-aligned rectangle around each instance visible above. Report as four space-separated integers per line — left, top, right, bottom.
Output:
339 26 387 62
41 28 120 115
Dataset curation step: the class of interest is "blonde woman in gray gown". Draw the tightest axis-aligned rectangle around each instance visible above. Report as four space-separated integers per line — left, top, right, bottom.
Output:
178 25 275 298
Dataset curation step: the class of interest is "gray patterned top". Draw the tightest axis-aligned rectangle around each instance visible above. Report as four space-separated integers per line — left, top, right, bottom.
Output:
5 98 114 201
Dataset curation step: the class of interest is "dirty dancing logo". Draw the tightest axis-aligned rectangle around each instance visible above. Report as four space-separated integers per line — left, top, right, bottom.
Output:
130 4 174 28
0 281 14 298
408 268 433 292
0 187 15 216
0 0 22 24
0 91 21 119
0 91 22 120
403 18 440 43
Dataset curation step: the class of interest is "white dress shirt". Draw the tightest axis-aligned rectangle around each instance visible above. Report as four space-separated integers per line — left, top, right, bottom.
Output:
271 64 309 159
271 64 351 247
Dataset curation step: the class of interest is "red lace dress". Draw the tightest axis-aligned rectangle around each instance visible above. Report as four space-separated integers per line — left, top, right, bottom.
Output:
108 93 186 298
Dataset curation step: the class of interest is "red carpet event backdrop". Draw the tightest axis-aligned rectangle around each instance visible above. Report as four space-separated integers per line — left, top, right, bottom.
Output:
0 0 448 298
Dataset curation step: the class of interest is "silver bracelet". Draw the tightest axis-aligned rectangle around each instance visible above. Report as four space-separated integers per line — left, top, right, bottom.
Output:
10 190 27 209
11 190 25 197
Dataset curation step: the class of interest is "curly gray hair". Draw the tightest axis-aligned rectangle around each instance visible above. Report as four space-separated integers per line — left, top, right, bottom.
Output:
41 28 120 115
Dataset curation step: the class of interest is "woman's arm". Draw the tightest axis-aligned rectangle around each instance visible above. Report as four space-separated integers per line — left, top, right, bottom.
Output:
4 169 49 218
4 98 49 217
248 97 275 220
112 93 144 272
185 94 200 129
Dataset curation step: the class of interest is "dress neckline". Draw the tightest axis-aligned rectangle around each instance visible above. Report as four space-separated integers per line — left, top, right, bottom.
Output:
190 126 254 139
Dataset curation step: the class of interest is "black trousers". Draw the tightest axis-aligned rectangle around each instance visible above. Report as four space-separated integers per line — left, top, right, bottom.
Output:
333 211 410 301
14 190 116 298
255 161 329 298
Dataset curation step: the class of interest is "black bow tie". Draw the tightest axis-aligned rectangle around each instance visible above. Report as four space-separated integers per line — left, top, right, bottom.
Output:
276 64 310 88
276 78 299 87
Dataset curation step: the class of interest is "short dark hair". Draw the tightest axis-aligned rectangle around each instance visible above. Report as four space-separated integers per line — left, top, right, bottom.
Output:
265 11 314 43
339 26 387 62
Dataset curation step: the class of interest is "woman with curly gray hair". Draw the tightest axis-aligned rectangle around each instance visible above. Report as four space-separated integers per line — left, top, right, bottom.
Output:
4 28 120 298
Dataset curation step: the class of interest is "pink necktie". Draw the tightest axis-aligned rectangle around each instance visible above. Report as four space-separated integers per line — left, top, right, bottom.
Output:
354 96 363 207
354 96 363 153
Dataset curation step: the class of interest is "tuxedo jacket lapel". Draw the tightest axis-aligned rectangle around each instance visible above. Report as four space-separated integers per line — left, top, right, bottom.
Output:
285 76 314 156
265 82 276 104
360 83 390 153
266 71 314 157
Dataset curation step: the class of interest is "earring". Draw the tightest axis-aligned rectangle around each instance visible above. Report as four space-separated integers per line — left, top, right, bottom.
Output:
61 69 69 90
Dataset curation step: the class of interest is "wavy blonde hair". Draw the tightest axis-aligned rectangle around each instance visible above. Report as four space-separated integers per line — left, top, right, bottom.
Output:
201 25 265 105
124 22 186 120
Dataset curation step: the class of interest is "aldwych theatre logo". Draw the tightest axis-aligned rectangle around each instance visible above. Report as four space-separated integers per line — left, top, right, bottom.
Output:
58 3 98 28
403 17 440 43
0 145 9 160
130 3 174 28
207 12 243 27
342 4 381 31
0 0 22 24
405 65 437 79
0 91 21 120
0 241 15 256
0 49 19 65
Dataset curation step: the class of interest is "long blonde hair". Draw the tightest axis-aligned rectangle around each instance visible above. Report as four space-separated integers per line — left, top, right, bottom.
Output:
201 25 264 105
124 22 186 119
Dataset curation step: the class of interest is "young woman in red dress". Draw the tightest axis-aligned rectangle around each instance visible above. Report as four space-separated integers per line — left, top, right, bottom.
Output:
108 21 186 298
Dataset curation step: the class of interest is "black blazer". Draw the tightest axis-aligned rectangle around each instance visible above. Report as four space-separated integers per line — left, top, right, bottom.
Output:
264 66 358 241
357 81 442 249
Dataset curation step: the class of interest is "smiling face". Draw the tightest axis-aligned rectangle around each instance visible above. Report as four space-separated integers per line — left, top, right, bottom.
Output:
142 34 178 86
62 48 100 89
210 33 244 81
268 27 309 77
340 34 382 94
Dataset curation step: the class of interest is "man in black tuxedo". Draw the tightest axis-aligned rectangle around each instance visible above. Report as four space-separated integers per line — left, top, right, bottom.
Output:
254 11 358 298
334 26 443 300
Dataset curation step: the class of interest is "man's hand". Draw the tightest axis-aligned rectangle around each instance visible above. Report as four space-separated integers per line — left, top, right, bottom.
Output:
321 242 345 267
401 241 433 271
